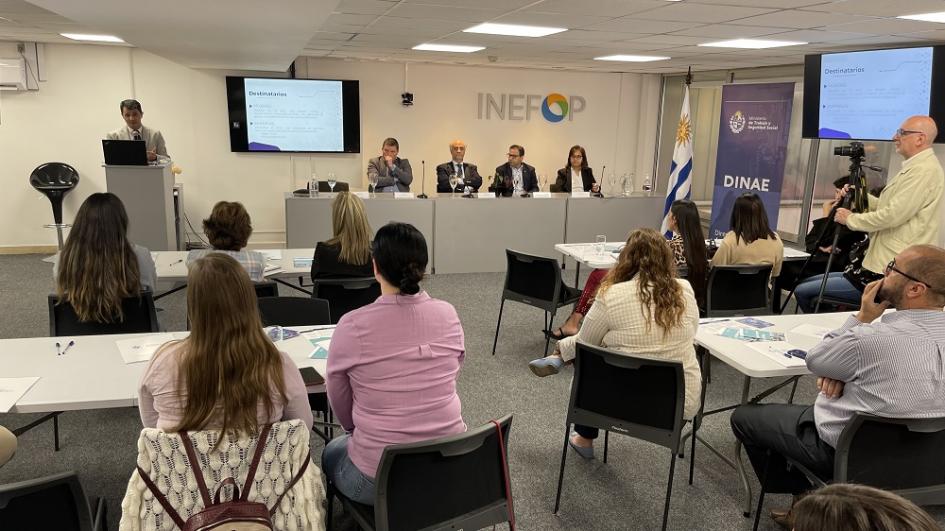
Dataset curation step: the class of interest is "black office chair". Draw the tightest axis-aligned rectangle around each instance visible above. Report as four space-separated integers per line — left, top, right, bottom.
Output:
327 414 515 531
29 162 80 250
553 342 686 531
752 413 945 530
0 471 106 531
493 249 581 356
257 296 331 327
48 292 160 337
705 264 773 317
312 277 380 324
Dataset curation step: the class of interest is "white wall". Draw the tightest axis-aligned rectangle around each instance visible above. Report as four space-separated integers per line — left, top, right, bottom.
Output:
0 43 661 248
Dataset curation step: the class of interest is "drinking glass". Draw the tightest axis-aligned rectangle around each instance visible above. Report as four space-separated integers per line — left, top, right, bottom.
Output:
539 174 547 192
368 173 378 197
309 174 318 198
327 173 337 193
608 172 618 197
449 173 459 197
595 234 607 257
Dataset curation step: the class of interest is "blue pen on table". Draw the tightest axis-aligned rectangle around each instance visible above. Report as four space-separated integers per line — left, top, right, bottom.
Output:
60 340 75 356
783 349 807 360
169 259 183 266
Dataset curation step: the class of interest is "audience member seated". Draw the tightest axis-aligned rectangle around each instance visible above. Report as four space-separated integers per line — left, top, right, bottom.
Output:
324 222 466 505
549 203 703 340
138 253 313 432
792 483 940 531
187 201 266 281
527 229 701 458
0 425 15 468
552 145 599 194
54 192 156 323
730 244 945 528
777 178 866 303
711 192 783 278
435 139 482 194
310 192 374 280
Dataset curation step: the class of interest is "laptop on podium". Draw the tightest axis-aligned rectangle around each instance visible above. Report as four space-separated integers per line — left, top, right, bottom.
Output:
102 139 148 165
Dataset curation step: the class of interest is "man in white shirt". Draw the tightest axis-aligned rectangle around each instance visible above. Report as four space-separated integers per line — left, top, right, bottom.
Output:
436 140 483 194
105 99 169 161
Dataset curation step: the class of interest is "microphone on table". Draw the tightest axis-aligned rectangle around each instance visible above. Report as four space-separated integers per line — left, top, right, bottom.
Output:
599 165 606 196
417 160 428 199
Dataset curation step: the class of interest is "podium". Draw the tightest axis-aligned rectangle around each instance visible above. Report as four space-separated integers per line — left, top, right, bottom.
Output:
104 163 178 251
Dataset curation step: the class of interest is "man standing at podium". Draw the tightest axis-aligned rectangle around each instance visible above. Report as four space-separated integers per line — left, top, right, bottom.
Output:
106 99 168 162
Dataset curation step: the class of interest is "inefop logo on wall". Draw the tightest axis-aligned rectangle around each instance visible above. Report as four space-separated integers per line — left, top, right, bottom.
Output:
478 92 586 122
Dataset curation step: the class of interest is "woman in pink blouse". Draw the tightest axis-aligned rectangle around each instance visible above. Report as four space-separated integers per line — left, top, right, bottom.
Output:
324 222 466 505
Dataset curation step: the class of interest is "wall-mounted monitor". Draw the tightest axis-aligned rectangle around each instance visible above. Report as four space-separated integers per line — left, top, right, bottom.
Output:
226 76 361 153
802 45 945 143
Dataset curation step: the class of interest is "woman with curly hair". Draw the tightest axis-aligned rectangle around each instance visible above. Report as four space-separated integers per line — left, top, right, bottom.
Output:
186 201 266 281
528 228 701 459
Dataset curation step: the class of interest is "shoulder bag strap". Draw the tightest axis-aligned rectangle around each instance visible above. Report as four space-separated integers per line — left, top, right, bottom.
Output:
179 430 213 508
268 450 311 517
136 466 187 529
490 419 516 531
239 424 273 502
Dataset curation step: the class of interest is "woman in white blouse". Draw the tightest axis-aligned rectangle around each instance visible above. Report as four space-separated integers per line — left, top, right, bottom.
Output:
553 145 600 194
528 228 701 459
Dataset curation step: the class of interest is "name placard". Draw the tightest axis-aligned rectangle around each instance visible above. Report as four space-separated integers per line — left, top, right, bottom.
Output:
571 192 591 198
531 192 552 198
394 192 414 199
476 193 496 199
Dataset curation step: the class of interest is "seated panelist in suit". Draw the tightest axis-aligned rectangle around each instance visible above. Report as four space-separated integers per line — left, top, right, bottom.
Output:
552 145 600 194
105 99 168 162
367 137 413 193
436 139 483 194
493 144 539 195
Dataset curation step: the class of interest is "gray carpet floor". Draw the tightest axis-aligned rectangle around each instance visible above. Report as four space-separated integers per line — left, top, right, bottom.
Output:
1 253 943 530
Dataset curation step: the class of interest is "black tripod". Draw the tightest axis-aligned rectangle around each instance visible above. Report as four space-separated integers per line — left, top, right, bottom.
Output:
810 144 866 313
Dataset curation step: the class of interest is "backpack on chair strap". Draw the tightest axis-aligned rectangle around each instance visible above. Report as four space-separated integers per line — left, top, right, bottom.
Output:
135 424 311 531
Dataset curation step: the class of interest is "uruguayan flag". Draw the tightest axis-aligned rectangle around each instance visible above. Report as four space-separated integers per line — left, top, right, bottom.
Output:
661 85 693 237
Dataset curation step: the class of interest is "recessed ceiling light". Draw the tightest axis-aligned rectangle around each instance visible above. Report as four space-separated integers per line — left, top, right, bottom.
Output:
60 33 125 43
897 11 945 23
412 43 485 53
463 22 567 38
699 38 806 49
595 54 671 62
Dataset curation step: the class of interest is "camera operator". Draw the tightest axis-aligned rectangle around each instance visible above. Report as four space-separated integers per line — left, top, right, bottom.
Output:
795 115 943 312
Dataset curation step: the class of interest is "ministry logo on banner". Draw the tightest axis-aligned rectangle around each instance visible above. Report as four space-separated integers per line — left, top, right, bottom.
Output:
708 82 796 239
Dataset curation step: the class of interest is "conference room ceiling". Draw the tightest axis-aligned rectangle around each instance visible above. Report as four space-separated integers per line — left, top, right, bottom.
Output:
0 0 944 73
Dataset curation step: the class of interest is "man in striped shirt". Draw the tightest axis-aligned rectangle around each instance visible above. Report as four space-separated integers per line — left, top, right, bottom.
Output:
731 244 945 524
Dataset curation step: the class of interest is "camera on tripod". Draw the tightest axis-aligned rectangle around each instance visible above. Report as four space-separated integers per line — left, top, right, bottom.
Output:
834 141 865 158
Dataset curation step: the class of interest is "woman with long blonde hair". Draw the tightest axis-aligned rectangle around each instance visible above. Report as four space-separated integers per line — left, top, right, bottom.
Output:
55 192 156 323
528 229 701 459
138 253 312 436
311 191 373 279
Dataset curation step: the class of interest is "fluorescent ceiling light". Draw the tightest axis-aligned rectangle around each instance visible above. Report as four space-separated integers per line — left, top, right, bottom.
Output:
699 38 806 49
595 54 670 62
463 22 566 38
60 33 125 43
412 43 485 53
897 11 945 23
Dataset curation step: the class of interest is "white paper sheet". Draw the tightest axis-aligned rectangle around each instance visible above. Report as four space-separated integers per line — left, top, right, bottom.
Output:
747 341 807 368
0 377 40 413
260 250 283 261
115 333 177 364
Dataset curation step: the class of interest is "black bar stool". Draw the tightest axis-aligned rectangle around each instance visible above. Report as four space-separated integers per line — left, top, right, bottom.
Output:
29 162 79 249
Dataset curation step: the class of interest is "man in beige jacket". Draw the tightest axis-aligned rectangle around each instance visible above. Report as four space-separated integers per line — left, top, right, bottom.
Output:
795 115 943 312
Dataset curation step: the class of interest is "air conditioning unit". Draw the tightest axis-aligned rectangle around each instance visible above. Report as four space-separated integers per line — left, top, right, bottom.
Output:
0 58 27 91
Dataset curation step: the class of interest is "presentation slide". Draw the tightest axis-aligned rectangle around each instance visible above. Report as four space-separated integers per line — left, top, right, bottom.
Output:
818 47 933 140
245 78 344 152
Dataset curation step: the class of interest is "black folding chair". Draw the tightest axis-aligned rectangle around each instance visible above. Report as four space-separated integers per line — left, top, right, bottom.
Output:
493 249 581 356
327 415 515 531
753 413 945 530
553 342 685 530
257 296 331 327
0 471 106 531
312 277 380 324
705 264 773 317
48 292 159 337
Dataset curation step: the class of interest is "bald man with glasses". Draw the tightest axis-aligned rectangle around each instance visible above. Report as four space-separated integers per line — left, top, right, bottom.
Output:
794 115 944 313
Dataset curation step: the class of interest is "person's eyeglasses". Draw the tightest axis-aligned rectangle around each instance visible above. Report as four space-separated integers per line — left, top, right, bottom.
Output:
884 258 930 287
895 128 925 137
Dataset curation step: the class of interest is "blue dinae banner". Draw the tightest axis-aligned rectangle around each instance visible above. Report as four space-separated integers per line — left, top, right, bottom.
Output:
708 82 795 239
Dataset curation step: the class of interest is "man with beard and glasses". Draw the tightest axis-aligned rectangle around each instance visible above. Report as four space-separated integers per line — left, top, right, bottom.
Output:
730 244 945 528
